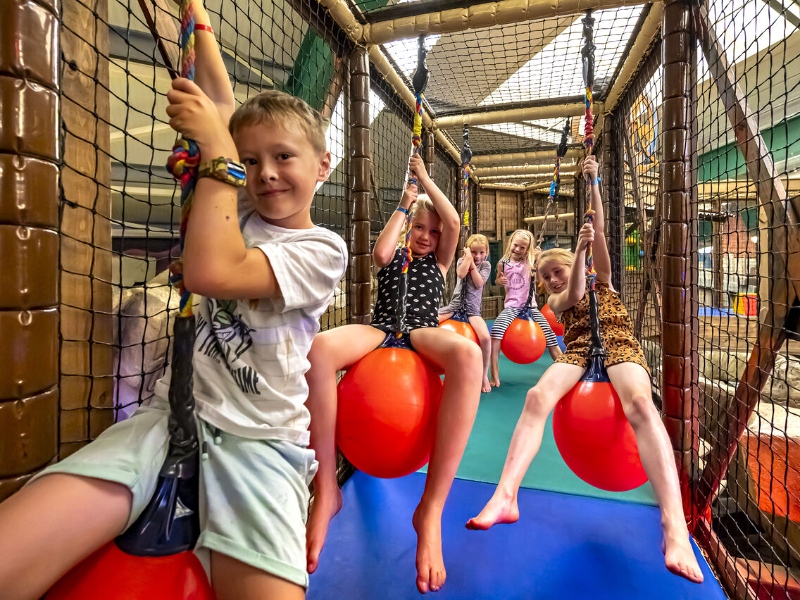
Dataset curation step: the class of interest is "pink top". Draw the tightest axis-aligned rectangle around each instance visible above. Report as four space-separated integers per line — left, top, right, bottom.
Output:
502 259 535 308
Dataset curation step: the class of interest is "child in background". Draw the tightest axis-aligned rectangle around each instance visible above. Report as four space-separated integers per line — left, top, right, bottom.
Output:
305 154 482 594
438 234 493 392
466 156 703 584
489 230 561 387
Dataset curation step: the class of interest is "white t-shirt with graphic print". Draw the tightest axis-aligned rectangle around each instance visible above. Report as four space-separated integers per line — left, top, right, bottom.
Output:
154 210 348 445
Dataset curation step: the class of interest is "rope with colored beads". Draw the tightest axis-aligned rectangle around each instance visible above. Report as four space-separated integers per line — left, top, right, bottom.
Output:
581 10 597 292
536 118 572 250
166 0 200 317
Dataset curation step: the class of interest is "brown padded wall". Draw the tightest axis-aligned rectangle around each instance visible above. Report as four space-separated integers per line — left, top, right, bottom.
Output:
661 0 700 518
0 0 60 502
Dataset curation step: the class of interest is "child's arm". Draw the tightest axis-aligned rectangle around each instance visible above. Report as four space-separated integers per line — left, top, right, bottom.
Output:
410 154 460 272
373 183 417 269
548 222 593 314
583 156 613 285
495 261 507 286
469 262 487 288
192 0 236 123
166 79 281 299
455 249 472 278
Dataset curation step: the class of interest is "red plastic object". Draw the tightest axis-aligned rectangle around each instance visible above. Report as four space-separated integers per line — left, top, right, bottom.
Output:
540 304 564 336
440 318 480 345
46 542 215 600
501 318 546 364
552 381 648 492
337 347 442 478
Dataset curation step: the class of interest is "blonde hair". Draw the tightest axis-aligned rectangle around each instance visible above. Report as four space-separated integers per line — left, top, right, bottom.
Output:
397 194 439 246
229 89 328 154
466 234 490 255
501 229 536 266
536 248 576 293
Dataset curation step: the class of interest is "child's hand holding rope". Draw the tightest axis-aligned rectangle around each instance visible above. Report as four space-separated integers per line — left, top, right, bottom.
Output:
166 78 237 158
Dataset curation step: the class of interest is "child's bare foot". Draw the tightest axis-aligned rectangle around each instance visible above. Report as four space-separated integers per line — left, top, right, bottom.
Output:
662 527 704 583
481 376 492 393
465 490 519 530
306 487 343 574
412 504 446 593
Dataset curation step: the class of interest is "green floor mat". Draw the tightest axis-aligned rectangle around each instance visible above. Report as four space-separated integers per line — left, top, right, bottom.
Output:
424 341 657 506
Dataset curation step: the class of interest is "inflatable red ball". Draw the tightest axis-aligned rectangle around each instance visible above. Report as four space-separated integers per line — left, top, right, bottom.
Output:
501 317 546 364
553 377 648 492
541 304 564 336
440 317 480 345
337 347 442 478
47 542 214 600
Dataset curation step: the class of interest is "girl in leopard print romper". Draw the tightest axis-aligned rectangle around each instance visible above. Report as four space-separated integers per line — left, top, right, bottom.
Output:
467 156 704 585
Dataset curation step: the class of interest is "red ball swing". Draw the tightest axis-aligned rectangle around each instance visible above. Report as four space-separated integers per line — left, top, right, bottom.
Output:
540 303 564 336
336 37 441 480
440 311 480 345
499 265 546 364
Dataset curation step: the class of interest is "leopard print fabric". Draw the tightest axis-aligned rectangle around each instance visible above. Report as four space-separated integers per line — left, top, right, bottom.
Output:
555 279 651 376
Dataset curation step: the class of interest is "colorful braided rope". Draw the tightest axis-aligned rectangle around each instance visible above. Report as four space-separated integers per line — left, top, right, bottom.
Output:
166 0 200 317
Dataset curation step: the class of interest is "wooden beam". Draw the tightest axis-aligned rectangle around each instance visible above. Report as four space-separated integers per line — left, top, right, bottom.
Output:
474 164 578 178
435 103 598 129
136 0 179 79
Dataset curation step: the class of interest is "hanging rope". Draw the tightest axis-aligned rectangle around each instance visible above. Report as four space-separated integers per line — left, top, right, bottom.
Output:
581 10 597 293
536 118 572 250
458 125 473 313
166 0 201 317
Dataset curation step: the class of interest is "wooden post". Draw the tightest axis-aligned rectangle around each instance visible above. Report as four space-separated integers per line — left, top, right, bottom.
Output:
59 0 114 457
661 0 699 523
495 190 502 241
349 46 371 325
712 198 724 307
0 0 60 501
423 130 435 194
602 114 624 294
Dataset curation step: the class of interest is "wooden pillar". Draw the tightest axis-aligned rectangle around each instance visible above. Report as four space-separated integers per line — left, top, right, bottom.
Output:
495 190 502 241
423 130 435 181
0 0 60 500
660 0 699 523
711 198 724 307
59 0 114 458
349 46 372 325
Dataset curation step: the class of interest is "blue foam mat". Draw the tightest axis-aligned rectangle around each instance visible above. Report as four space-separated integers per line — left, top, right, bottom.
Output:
309 472 725 600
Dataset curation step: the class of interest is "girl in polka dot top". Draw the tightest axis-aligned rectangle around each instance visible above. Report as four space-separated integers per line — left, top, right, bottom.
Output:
305 153 482 594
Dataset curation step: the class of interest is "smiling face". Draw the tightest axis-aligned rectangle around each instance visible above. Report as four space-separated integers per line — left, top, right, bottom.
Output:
509 233 530 262
234 119 331 229
408 210 442 255
538 259 572 295
470 243 488 265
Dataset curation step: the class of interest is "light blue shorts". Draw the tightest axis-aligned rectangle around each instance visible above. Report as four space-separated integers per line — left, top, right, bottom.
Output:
31 400 318 588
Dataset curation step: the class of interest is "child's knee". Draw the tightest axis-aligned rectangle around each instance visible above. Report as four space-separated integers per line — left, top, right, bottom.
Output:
622 391 656 425
451 339 482 370
522 387 553 418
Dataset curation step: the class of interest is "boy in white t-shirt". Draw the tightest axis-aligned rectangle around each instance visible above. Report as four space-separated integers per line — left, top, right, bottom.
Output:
0 3 346 599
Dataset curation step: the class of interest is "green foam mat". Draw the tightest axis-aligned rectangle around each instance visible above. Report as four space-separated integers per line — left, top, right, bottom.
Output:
423 329 657 506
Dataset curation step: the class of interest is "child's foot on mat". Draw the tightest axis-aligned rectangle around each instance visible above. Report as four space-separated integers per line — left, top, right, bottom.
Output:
662 529 704 583
412 504 446 593
481 376 492 393
306 487 343 574
465 492 519 530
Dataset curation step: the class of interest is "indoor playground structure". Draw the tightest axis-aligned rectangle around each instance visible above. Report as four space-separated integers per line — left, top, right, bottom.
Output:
3 0 800 597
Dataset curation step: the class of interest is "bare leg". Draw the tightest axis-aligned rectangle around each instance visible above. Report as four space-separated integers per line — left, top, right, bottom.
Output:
437 312 453 324
0 474 132 600
212 551 305 600
466 364 584 531
607 363 704 584
469 316 492 393
304 324 386 574
548 345 563 360
489 338 502 387
410 328 482 594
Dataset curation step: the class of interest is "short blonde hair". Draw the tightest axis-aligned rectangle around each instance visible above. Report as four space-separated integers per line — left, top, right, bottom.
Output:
466 233 489 254
229 89 328 153
501 229 536 266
